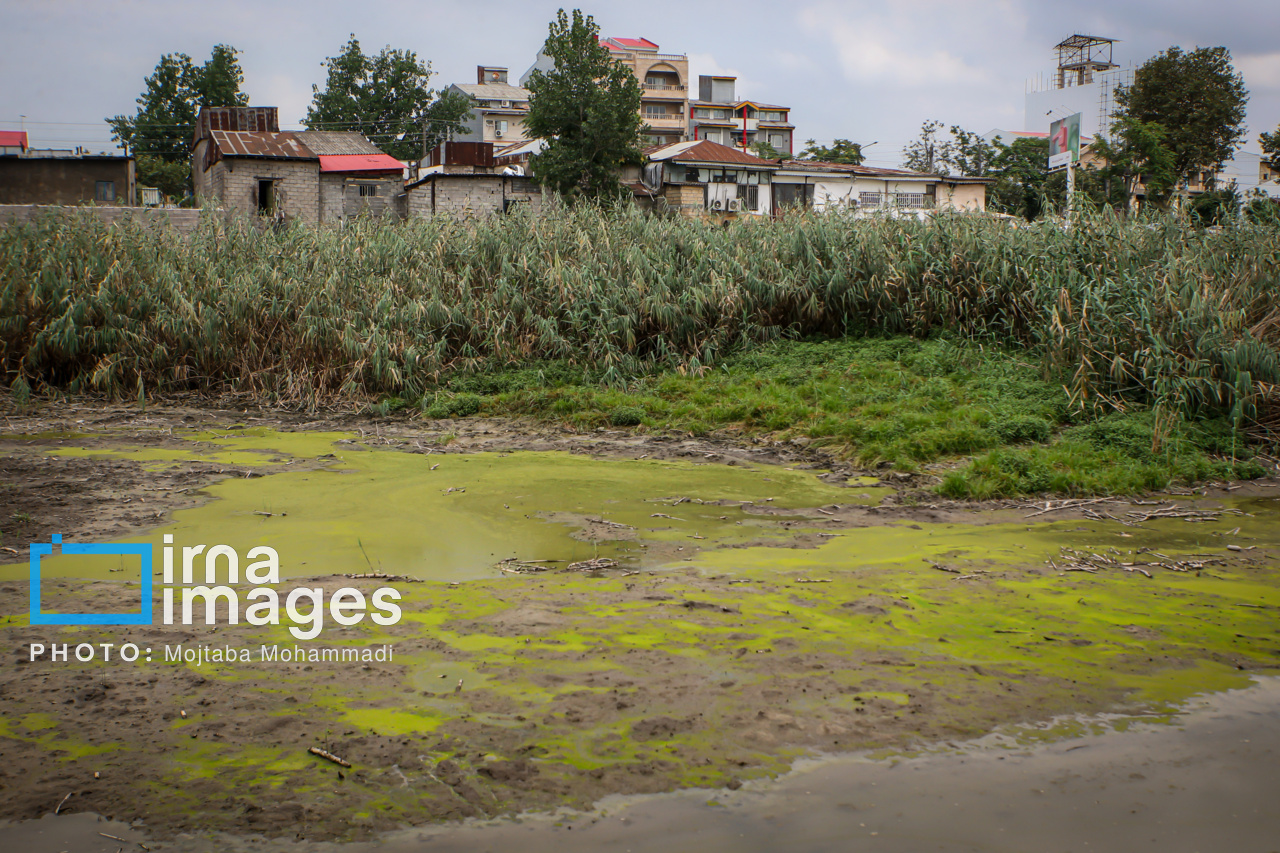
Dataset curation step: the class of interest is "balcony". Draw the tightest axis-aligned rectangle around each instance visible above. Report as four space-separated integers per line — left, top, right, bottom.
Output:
642 113 687 127
642 83 686 92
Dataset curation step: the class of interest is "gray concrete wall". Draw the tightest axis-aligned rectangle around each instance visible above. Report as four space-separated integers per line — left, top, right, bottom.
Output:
0 204 204 233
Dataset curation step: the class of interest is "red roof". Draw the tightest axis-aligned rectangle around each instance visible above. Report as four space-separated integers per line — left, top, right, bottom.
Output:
602 37 659 51
0 130 28 149
318 153 403 173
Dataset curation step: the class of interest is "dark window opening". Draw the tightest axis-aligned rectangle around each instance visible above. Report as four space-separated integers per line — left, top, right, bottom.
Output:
359 184 378 197
737 184 759 211
257 179 276 214
95 181 115 202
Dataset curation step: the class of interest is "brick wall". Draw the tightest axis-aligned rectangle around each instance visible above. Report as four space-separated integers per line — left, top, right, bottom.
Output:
204 158 321 225
405 174 543 218
319 174 405 223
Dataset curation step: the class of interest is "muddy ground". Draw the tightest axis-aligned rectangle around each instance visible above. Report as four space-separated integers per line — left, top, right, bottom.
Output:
1 399 1278 843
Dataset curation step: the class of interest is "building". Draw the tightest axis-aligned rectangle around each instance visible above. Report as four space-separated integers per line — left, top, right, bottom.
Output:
190 107 404 225
1024 35 1132 140
689 76 794 156
633 139 778 216
772 161 989 214
0 131 136 206
405 140 542 218
522 36 690 146
448 67 533 145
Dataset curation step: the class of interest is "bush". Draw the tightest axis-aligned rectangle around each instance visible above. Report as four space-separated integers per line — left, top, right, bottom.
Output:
422 393 484 419
609 405 644 427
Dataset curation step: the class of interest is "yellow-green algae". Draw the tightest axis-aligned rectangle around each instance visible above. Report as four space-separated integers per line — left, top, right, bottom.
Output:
3 428 1278 837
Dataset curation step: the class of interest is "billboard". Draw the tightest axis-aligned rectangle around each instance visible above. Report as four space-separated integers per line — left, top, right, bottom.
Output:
1048 113 1081 170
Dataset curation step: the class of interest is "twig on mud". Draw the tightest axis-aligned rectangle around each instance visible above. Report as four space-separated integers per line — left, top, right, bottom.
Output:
588 517 633 529
251 510 285 517
928 562 960 574
650 513 678 520
55 792 73 814
794 578 832 583
566 557 619 572
1023 497 1120 518
308 746 351 768
343 572 421 582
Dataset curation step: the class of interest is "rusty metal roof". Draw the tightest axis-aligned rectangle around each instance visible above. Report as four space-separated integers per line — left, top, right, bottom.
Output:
294 131 384 156
208 130 313 159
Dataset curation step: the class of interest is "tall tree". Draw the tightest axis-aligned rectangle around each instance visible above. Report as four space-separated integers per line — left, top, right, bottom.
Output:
304 35 471 162
1113 46 1248 193
797 138 865 165
1261 124 1280 172
902 120 947 174
942 126 997 177
525 9 644 201
1090 116 1177 212
107 45 247 198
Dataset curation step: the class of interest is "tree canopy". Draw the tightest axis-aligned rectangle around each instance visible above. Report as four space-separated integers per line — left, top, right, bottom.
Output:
1114 46 1248 188
525 9 644 201
107 45 247 198
1090 116 1177 211
797 138 865 165
1261 124 1280 172
304 35 471 162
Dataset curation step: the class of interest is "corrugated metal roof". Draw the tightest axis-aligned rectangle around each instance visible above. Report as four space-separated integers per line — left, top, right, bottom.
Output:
453 83 531 100
646 140 776 168
318 153 404 173
690 99 790 111
294 131 384 155
208 130 313 159
0 130 29 149
603 37 659 50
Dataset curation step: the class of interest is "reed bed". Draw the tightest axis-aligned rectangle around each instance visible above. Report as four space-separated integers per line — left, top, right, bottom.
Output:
1 204 1277 428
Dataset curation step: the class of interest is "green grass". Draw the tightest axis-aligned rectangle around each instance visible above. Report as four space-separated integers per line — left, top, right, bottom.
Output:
412 336 1264 495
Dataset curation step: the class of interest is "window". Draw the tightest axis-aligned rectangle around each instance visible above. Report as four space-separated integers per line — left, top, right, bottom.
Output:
643 105 669 117
693 108 710 118
895 193 925 208
359 184 378 197
859 191 882 207
95 181 115 202
737 184 759 211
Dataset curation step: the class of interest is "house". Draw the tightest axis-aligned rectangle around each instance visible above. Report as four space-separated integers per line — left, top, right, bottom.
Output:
522 36 690 146
772 161 990 214
0 131 136 206
689 76 794 156
448 67 532 145
632 139 778 216
404 141 542 218
191 106 405 225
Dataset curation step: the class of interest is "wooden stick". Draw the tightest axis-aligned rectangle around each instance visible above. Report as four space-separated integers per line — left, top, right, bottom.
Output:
309 746 351 768
55 792 73 814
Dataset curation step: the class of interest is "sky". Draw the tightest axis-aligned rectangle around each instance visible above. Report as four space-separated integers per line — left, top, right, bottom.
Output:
2 0 1278 171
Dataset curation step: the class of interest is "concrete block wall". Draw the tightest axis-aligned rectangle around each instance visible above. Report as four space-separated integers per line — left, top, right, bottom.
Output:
207 159 321 225
0 204 205 234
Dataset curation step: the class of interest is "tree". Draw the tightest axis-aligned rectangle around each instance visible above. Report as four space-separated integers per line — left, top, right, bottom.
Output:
798 138 865 165
107 45 247 198
1114 46 1248 193
1090 116 1177 212
524 9 644 201
1261 124 1280 172
304 35 471 162
749 139 787 160
902 120 947 174
942 126 997 177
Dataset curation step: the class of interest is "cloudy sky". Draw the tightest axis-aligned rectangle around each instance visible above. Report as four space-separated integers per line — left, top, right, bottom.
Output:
2 0 1277 170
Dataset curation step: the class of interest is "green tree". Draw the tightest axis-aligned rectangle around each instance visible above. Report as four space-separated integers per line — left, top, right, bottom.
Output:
525 9 644 201
107 45 247 198
986 136 1062 220
1114 46 1248 194
902 120 947 174
304 35 471 162
1090 116 1177 212
749 139 787 160
798 138 865 165
1261 124 1280 171
942 126 997 177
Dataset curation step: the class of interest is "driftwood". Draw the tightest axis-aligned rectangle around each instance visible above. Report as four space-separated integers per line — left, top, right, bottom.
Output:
566 557 619 572
309 746 352 768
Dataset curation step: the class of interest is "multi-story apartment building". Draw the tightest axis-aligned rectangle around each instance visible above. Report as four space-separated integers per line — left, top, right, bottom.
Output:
522 37 691 146
689 76 794 156
448 67 533 145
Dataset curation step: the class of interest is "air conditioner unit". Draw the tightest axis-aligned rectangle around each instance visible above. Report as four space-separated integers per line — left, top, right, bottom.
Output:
728 198 742 212
711 199 723 211
500 100 510 108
